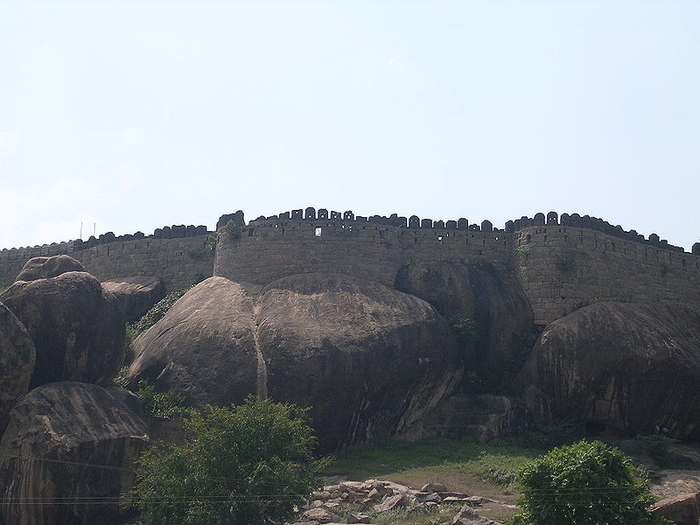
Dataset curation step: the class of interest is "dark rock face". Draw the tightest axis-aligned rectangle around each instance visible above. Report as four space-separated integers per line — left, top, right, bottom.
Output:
394 262 534 365
15 255 87 281
398 392 529 443
520 302 700 438
650 493 700 525
130 274 463 449
0 382 150 525
0 302 35 435
102 276 165 323
0 272 126 388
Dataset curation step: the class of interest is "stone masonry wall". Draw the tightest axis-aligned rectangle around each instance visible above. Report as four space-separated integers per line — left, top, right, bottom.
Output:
0 232 213 292
515 225 700 324
3 208 699 327
214 209 700 326
213 217 513 288
74 236 214 291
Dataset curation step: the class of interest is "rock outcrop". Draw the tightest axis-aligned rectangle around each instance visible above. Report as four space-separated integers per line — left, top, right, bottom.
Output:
520 301 700 438
102 276 165 323
0 271 126 388
0 382 150 525
130 274 464 449
0 302 35 434
394 262 533 366
650 492 700 525
398 392 529 442
15 255 87 281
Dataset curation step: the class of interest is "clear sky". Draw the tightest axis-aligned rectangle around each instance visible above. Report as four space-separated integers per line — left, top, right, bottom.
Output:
1 1 698 251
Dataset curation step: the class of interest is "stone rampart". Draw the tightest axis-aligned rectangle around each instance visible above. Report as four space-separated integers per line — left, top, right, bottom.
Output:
514 224 700 324
0 225 213 291
214 208 700 325
213 214 512 288
3 208 699 326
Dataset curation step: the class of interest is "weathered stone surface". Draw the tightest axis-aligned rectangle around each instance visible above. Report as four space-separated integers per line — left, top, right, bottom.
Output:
0 382 150 525
102 275 165 322
650 492 700 525
421 482 447 493
520 301 700 438
452 504 504 524
301 507 341 523
130 274 463 449
400 392 529 442
0 302 35 435
15 255 86 281
373 494 406 512
0 271 126 388
394 261 534 365
129 277 260 406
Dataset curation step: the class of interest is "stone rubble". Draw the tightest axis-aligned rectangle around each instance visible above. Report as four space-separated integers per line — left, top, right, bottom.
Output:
290 479 503 525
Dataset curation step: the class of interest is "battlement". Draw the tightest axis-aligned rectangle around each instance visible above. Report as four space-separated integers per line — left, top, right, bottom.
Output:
220 207 697 256
2 208 699 325
213 208 700 325
0 223 213 290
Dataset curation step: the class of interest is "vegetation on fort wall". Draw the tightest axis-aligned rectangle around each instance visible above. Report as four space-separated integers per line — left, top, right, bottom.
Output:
207 220 242 250
0 284 9 294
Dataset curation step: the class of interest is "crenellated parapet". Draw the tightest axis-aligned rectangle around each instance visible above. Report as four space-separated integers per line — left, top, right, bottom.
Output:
227 208 693 255
0 223 213 290
213 208 700 325
3 208 699 326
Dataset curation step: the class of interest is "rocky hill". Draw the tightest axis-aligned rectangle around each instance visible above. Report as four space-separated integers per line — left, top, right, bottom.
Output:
0 208 699 524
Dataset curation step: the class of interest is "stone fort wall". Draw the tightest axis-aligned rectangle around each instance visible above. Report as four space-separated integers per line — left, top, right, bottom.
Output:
214 208 700 325
213 212 513 289
515 224 700 324
2 208 699 326
0 225 214 291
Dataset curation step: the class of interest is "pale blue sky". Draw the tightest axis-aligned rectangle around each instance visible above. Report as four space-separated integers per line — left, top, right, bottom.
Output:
1 1 698 250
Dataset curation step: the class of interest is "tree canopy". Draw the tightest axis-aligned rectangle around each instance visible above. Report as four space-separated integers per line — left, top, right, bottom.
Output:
132 396 323 525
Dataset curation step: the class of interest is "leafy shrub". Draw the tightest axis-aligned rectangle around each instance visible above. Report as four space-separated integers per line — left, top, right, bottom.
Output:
224 219 242 239
133 287 191 334
133 379 186 419
113 366 131 388
508 440 668 525
133 397 323 525
448 316 478 346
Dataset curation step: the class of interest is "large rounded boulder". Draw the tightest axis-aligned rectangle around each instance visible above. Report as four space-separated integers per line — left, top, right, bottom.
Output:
0 302 35 435
102 276 165 323
0 271 126 388
0 382 150 525
520 301 700 438
15 254 87 281
130 274 463 449
395 261 534 365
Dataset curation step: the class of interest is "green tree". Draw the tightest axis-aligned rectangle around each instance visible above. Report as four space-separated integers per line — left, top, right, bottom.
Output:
133 397 323 525
508 440 667 525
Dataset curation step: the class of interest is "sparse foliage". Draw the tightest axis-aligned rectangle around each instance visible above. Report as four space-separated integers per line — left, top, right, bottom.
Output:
133 379 187 419
133 397 323 525
133 287 191 334
448 316 477 346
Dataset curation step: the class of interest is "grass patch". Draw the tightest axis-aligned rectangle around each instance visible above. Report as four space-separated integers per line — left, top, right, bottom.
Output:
0 284 10 294
326 438 540 502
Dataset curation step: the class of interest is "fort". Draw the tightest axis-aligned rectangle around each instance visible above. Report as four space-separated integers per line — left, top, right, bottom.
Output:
2 208 699 325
